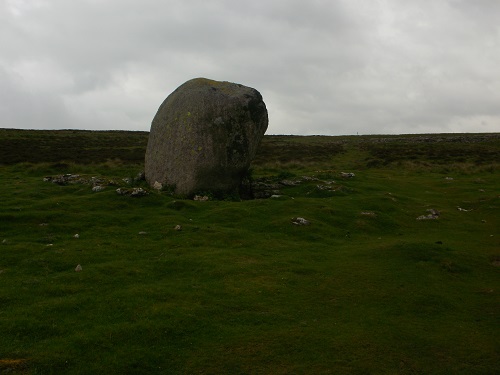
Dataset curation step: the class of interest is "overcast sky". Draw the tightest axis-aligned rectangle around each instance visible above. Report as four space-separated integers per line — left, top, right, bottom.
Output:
1 0 499 135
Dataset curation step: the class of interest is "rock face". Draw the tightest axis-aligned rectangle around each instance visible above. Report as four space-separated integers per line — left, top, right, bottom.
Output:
145 78 268 197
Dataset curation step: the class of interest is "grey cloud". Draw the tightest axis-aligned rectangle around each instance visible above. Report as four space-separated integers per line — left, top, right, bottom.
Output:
0 0 499 134
0 66 73 129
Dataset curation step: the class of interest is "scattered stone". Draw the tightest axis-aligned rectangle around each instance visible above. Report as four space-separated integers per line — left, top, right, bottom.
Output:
75 264 82 272
280 179 299 186
44 174 83 185
301 176 320 181
340 172 355 178
90 176 106 186
417 209 440 220
270 195 282 198
138 231 147 235
361 211 377 217
193 195 209 201
74 234 79 238
131 188 148 197
251 181 281 199
116 187 149 197
457 207 472 212
316 184 334 191
92 185 105 192
122 177 133 185
2 239 7 244
153 181 163 190
174 225 182 231
445 177 454 180
291 217 310 226
44 174 121 188
145 77 268 197
46 244 53 247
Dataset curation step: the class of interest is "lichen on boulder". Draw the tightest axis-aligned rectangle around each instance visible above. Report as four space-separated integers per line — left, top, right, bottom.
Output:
145 78 268 198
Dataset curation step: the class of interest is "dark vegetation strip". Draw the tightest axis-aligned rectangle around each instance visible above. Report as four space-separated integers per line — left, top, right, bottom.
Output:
0 128 499 166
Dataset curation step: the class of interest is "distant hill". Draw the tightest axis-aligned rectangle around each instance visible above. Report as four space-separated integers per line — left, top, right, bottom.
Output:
0 128 498 167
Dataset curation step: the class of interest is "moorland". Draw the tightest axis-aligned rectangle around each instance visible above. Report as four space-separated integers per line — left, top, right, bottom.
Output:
0 129 499 374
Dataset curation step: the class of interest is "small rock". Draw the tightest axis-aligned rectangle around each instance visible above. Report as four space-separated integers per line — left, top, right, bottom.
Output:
130 188 148 197
74 234 79 239
316 184 334 191
445 177 454 180
270 195 282 198
46 244 53 247
116 187 149 197
2 239 7 244
301 176 319 181
153 181 163 190
75 264 82 272
92 185 105 192
138 231 148 235
174 225 182 231
457 207 472 212
291 217 310 226
280 179 299 186
193 195 209 201
417 209 440 220
361 211 376 217
340 172 355 178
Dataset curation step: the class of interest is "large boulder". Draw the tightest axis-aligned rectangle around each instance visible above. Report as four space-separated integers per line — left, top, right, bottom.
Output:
145 78 268 197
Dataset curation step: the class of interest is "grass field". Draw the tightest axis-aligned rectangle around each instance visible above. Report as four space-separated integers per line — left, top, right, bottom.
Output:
0 129 499 374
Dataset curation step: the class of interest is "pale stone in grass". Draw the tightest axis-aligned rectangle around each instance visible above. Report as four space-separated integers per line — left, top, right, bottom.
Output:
145 78 268 197
75 264 82 272
416 209 440 220
116 187 149 197
74 234 79 238
193 195 209 201
153 181 163 190
340 172 355 178
291 217 310 226
174 225 182 231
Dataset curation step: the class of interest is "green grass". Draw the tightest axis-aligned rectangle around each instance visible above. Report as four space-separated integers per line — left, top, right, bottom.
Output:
0 130 499 374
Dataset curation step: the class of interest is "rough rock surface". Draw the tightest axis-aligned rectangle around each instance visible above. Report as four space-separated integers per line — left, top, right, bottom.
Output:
145 78 268 197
